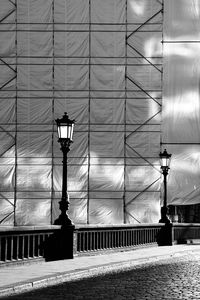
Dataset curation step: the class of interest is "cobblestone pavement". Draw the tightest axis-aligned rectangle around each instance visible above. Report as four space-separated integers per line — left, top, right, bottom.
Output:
2 252 200 300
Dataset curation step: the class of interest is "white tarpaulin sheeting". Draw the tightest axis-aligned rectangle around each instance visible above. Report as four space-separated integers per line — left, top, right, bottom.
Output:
163 0 200 205
0 0 165 225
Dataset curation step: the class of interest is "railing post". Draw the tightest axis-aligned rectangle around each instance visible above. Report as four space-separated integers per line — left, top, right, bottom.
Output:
73 229 77 255
171 224 174 244
157 223 173 246
44 225 75 261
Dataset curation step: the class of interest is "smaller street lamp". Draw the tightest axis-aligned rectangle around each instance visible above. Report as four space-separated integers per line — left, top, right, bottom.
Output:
54 112 75 227
159 149 172 224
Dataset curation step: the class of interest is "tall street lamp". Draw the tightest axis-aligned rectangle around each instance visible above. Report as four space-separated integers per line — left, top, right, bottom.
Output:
54 112 75 227
159 149 172 224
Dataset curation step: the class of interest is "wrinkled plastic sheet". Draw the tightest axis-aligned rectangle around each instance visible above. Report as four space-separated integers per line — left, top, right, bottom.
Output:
163 0 200 205
0 0 163 225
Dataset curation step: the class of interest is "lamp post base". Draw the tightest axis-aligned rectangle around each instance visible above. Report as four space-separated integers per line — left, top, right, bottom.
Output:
54 197 72 227
159 206 171 224
54 214 72 227
159 216 170 224
157 206 173 246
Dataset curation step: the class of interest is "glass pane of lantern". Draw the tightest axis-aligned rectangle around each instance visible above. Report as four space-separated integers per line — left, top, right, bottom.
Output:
162 157 167 167
71 124 74 140
57 126 61 139
67 126 70 139
167 156 171 168
60 126 68 139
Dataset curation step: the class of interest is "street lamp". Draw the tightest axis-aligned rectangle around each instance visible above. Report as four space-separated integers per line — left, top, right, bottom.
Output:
54 112 75 226
159 149 172 224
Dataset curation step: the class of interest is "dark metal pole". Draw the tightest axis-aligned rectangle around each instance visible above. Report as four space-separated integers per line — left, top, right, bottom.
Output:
159 167 170 224
54 139 72 226
61 140 68 203
163 168 167 209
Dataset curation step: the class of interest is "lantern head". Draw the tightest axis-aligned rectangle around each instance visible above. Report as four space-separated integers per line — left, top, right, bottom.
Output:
56 112 75 142
159 149 172 169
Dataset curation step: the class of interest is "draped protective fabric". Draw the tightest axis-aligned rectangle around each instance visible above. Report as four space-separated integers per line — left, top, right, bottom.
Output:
3 0 197 225
163 0 200 205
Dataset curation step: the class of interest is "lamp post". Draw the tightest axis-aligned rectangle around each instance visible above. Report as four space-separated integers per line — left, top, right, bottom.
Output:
159 149 172 224
54 112 75 227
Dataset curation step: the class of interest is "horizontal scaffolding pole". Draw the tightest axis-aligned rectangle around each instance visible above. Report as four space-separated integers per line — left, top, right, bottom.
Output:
0 29 163 33
0 22 163 25
161 143 200 145
0 63 163 66
162 40 200 43
0 89 162 92
0 190 160 194
0 56 162 59
0 97 162 100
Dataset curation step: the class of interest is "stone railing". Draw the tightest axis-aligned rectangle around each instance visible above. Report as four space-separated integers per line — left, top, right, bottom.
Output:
1 223 200 266
0 225 61 266
173 223 200 244
73 224 162 255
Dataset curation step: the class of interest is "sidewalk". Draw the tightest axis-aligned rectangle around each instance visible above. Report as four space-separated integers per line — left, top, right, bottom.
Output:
1 244 200 298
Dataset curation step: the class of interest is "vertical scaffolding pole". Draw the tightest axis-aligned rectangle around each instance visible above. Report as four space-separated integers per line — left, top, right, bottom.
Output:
14 0 17 226
123 0 128 224
87 0 91 224
51 0 55 225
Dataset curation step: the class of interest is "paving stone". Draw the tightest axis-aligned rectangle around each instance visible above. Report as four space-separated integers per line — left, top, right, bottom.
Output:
1 253 200 299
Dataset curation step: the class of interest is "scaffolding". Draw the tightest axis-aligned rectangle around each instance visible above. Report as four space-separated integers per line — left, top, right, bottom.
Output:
0 0 163 225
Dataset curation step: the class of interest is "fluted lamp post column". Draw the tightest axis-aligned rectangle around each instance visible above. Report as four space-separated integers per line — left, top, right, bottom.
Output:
159 149 172 224
54 112 75 227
